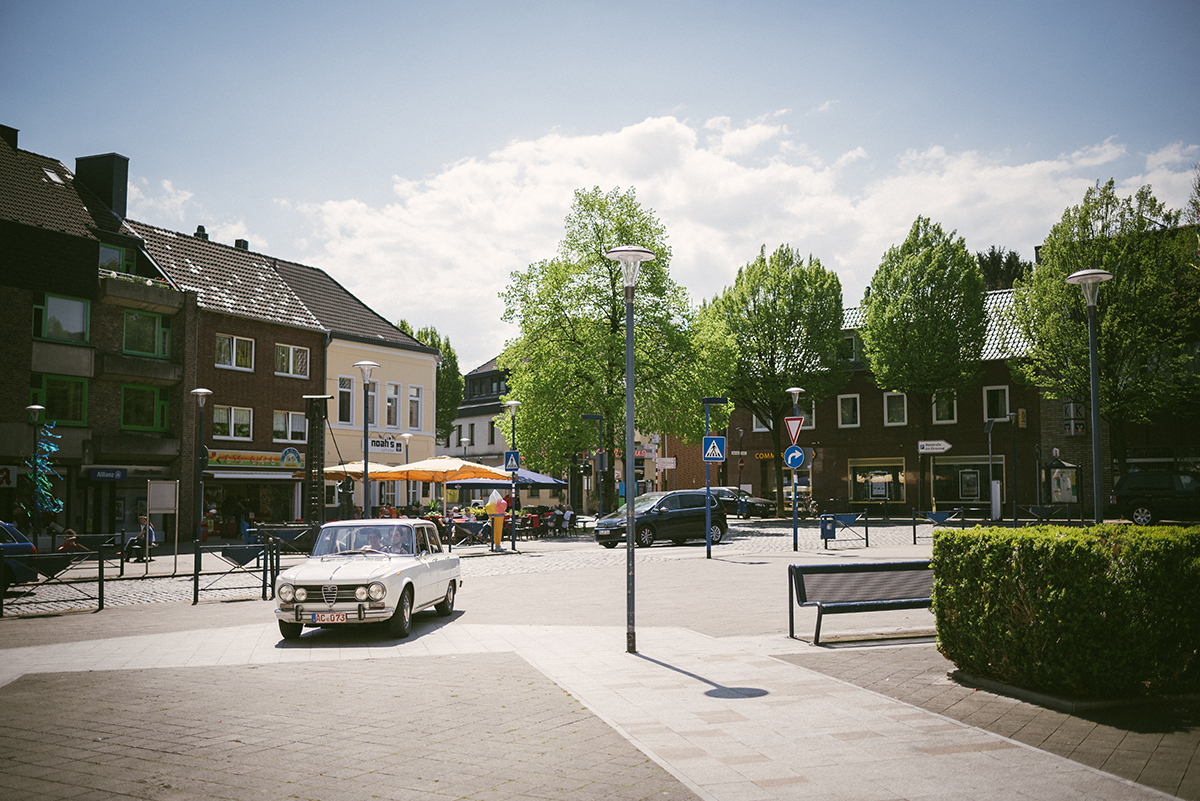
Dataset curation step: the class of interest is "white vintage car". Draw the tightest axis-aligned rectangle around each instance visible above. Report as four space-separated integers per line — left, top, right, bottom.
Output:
274 518 460 640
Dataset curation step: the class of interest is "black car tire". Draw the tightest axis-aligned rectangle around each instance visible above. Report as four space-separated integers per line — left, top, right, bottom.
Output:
671 537 686 546
635 525 655 548
1130 505 1156 526
435 582 455 616
278 620 303 640
389 587 413 638
600 541 617 549
710 523 725 544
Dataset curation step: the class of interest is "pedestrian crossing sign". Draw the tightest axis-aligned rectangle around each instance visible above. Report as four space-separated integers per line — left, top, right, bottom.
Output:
702 436 726 462
504 450 520 472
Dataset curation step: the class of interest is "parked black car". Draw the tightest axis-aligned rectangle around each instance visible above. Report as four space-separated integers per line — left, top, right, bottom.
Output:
594 490 727 548
710 486 774 518
1108 470 1200 525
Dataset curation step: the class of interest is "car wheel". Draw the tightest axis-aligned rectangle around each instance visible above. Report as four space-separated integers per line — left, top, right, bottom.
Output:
278 620 303 640
671 537 686 546
600 541 617 549
435 582 455 617
1130 505 1155 526
635 525 655 548
389 587 413 638
710 524 725 544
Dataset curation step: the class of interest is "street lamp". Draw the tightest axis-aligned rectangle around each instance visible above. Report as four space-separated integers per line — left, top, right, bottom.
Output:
505 399 521 552
702 397 728 559
605 244 655 654
400 432 412 511
582 413 604 517
736 427 745 498
1008 410 1018 524
786 387 804 551
25 405 45 547
354 360 379 518
1066 268 1113 523
190 389 211 544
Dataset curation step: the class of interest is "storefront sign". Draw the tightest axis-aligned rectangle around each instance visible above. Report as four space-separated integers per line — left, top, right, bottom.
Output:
208 448 305 469
90 468 128 481
367 436 406 454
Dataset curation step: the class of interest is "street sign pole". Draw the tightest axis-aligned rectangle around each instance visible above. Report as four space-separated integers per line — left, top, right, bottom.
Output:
702 398 728 560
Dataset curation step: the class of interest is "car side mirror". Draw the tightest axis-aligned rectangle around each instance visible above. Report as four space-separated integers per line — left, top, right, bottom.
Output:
656 508 666 514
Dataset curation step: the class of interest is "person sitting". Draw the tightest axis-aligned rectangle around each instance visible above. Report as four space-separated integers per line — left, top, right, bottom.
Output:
58 529 88 552
124 516 156 562
562 508 575 532
365 530 385 551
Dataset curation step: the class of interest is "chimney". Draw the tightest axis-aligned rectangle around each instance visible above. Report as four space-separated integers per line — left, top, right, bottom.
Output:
75 152 129 218
194 225 209 241
235 239 249 251
0 125 17 149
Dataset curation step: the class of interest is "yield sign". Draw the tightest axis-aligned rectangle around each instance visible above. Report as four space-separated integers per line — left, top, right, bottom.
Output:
784 416 805 445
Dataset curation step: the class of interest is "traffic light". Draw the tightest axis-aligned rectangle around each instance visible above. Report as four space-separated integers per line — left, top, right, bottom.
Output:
581 463 593 477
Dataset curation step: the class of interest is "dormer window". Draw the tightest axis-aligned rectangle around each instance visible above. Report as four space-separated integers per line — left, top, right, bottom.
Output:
43 168 64 184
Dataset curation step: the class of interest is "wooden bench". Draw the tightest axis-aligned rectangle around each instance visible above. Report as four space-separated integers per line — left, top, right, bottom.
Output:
788 560 933 644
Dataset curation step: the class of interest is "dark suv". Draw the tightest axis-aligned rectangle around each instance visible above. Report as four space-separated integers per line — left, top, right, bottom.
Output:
1108 471 1200 525
594 490 728 548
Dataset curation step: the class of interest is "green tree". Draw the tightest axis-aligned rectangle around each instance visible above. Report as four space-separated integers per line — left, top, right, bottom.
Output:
1008 180 1199 475
977 245 1032 291
861 216 987 510
709 245 846 515
396 321 463 446
499 187 734 502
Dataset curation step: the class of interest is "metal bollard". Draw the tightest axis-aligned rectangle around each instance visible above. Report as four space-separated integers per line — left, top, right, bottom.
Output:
97 543 105 611
192 539 201 605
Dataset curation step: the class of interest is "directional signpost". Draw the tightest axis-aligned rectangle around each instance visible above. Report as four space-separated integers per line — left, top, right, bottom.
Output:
784 416 804 446
783 445 805 469
918 440 951 510
504 450 521 472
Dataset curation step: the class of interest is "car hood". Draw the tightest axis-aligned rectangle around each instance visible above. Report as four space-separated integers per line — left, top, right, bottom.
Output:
280 555 415 583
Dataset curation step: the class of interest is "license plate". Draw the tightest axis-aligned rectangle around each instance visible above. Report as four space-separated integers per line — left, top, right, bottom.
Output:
311 612 346 623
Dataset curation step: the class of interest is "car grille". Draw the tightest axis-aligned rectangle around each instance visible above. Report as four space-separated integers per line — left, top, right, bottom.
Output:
296 584 358 605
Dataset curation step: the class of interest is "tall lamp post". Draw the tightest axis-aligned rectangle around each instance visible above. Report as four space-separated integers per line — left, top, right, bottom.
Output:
505 399 521 552
190 389 212 544
703 397 728 559
25 405 45 547
582 413 604 517
1066 268 1113 523
605 244 655 654
400 432 412 511
354 360 379 518
787 387 804 551
735 427 745 494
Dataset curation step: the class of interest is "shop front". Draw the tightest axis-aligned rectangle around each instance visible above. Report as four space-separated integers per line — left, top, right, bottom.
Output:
203 448 304 537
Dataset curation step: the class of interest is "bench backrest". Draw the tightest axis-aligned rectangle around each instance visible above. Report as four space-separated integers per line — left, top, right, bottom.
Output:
790 561 932 605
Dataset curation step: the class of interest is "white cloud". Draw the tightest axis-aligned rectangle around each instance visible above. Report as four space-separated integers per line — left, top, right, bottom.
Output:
282 116 1195 371
128 178 193 221
128 177 266 250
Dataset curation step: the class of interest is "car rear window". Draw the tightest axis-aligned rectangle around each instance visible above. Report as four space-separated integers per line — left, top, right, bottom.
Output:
678 494 706 509
1121 474 1173 491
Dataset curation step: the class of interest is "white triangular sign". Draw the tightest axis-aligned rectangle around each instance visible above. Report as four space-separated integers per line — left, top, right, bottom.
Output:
704 440 723 459
784 416 804 445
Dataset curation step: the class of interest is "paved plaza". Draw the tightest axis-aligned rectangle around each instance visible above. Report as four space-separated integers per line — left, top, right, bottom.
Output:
1 520 1194 799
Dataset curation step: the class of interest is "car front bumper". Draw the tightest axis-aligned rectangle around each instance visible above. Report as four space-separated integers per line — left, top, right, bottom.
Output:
594 527 627 544
275 603 395 624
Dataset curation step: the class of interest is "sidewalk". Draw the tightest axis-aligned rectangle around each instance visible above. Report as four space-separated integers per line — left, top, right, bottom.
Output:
0 522 1188 800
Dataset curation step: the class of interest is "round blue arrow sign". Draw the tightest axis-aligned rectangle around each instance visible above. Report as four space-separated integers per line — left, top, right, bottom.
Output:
784 445 805 469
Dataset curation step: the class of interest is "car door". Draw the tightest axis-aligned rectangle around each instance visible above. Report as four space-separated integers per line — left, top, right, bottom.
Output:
421 524 453 602
413 525 440 607
678 492 708 540
1171 473 1200 521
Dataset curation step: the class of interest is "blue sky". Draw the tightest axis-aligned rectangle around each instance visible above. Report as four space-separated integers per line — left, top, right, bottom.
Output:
4 0 1197 370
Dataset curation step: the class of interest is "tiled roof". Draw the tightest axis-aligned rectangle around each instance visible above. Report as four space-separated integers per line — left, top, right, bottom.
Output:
0 137 133 240
129 221 323 330
466 356 501 375
844 289 1026 361
271 261 436 353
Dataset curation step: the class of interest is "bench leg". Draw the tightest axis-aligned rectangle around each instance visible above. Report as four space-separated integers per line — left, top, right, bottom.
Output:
788 571 795 639
813 607 824 646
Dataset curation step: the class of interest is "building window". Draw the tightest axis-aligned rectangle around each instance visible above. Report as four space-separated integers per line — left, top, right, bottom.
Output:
408 386 423 430
848 459 905 502
33 294 89 343
30 374 87 426
488 421 496 445
838 394 860 428
468 422 475 446
99 244 134 273
799 398 815 430
843 332 860 363
752 415 770 432
933 393 957 425
215 334 254 371
1063 399 1086 436
274 344 309 378
213 405 253 440
884 392 907 426
123 310 170 358
455 424 463 447
273 411 307 443
366 380 377 427
984 386 1010 422
386 383 401 428
338 377 354 424
121 385 168 431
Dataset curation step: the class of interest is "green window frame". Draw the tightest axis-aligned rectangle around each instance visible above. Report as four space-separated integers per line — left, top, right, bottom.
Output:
121 384 169 431
123 310 171 358
32 293 90 343
99 244 135 274
30 374 87 426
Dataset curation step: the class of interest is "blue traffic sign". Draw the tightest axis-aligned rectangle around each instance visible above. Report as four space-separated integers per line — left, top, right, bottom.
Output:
702 436 726 462
784 445 805 469
504 450 520 472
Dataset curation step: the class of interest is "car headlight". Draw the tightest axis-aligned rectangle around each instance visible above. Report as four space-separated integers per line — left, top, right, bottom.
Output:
294 587 307 602
278 584 295 603
355 585 369 602
368 582 386 601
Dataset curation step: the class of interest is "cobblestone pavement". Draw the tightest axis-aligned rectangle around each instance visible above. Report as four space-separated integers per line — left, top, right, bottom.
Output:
0 653 697 801
777 642 1200 800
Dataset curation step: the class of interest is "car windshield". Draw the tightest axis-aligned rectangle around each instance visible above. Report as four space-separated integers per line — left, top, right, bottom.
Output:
603 494 667 519
312 525 416 556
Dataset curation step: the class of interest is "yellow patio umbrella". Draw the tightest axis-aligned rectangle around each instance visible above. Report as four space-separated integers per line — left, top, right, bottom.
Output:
291 461 405 480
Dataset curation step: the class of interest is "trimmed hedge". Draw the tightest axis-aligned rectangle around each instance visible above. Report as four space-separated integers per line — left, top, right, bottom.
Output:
933 524 1200 698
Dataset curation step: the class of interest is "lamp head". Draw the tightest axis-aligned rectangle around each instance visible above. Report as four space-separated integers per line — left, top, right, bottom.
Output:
702 396 728 406
604 245 656 288
190 388 213 408
401 432 412 442
582 413 602 421
504 399 521 410
26 404 45 421
353 360 381 382
786 386 804 405
1065 269 1113 307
